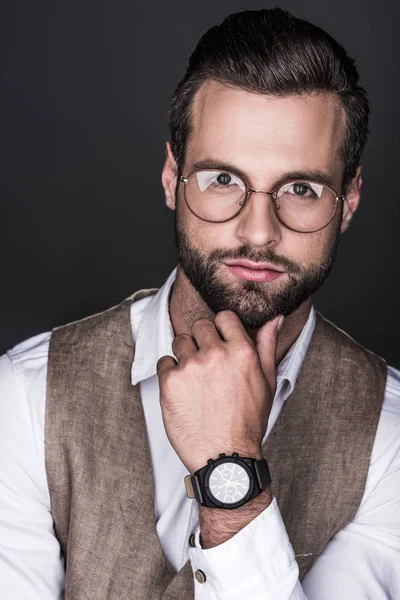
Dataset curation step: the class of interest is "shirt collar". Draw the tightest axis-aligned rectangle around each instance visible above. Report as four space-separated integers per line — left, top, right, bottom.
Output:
131 267 316 400
275 306 316 399
131 268 177 385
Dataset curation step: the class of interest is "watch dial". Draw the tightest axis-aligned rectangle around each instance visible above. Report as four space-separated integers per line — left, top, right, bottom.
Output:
209 462 251 503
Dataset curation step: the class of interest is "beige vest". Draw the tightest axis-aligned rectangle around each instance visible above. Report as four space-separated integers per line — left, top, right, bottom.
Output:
45 289 387 599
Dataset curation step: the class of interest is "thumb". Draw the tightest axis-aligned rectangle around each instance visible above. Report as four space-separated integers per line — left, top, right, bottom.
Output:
256 315 284 381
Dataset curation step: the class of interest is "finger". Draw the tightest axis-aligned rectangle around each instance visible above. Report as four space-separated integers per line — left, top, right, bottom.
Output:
172 333 198 361
191 318 222 349
255 316 283 380
156 355 178 378
213 310 253 344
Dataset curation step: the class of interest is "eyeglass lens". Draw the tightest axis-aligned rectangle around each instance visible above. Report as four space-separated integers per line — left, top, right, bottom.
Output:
184 170 338 232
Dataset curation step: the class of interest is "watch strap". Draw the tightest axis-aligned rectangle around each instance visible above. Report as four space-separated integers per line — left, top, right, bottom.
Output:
254 458 272 489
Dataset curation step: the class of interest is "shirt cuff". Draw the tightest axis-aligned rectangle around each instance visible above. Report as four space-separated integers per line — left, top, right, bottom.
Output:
188 496 300 599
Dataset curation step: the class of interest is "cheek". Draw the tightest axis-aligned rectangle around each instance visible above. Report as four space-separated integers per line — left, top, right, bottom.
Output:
301 226 339 264
282 229 334 267
180 208 234 250
184 217 212 247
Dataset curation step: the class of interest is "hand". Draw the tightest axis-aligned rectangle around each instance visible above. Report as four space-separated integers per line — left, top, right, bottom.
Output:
156 310 282 474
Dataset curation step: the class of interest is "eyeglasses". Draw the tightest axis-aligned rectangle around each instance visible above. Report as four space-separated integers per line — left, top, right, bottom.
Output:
179 169 346 233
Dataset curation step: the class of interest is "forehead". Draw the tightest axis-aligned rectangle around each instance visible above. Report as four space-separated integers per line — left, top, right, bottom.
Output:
187 80 347 181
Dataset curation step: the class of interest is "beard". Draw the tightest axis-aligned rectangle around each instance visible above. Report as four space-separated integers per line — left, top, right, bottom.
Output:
173 208 341 330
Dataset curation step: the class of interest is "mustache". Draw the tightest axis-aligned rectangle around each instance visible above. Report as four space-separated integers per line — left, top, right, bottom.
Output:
208 245 302 275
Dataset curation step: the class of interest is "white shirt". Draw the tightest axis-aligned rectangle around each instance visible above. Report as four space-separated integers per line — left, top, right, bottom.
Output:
1 267 400 600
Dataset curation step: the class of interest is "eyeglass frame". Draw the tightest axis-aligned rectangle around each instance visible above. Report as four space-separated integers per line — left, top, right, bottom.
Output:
179 168 346 234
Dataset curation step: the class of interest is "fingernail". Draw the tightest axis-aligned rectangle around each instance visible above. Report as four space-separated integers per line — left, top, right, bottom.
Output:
277 316 284 331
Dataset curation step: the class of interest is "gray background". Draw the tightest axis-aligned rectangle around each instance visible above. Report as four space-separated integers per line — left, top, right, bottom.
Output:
1 0 399 367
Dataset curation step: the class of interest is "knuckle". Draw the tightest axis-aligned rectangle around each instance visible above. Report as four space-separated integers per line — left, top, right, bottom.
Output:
172 332 192 349
235 339 256 359
156 356 168 370
204 344 224 361
170 339 179 354
176 332 193 340
192 318 213 331
215 310 236 323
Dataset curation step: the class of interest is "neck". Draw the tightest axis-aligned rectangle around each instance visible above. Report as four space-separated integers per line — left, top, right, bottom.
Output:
169 265 312 366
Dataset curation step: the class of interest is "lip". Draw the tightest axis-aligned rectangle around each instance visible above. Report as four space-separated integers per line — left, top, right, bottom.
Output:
225 261 285 283
224 260 285 272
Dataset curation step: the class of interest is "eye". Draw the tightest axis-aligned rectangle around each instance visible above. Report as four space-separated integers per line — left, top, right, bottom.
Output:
290 183 315 197
210 172 244 189
280 181 324 200
195 171 246 193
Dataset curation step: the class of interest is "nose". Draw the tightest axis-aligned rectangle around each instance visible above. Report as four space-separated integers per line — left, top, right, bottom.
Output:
235 188 282 248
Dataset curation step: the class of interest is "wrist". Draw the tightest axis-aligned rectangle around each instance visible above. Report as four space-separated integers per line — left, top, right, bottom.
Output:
199 486 273 549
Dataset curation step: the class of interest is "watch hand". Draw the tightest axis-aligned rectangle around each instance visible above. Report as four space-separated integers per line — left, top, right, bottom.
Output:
217 481 248 489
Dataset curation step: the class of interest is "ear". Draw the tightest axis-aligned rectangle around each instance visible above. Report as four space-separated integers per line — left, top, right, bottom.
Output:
161 141 179 210
340 165 362 234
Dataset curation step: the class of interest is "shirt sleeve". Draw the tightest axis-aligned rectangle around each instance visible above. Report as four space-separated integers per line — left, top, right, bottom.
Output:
188 366 400 600
188 496 306 600
0 345 65 599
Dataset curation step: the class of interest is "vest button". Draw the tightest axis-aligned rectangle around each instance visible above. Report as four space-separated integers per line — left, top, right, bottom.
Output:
188 533 196 547
194 569 206 584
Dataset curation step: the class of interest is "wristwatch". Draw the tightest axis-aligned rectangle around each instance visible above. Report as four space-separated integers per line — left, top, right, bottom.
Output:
184 452 271 509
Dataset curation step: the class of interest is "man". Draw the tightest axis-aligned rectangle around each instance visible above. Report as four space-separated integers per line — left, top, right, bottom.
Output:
0 7 399 599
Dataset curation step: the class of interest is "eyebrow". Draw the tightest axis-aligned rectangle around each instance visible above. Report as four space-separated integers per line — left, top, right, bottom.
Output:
190 158 335 189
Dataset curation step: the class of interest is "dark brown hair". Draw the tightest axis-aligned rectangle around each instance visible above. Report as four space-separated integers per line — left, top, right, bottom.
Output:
167 8 370 192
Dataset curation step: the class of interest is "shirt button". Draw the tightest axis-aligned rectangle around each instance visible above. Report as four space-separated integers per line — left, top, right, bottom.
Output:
195 569 206 584
188 533 196 547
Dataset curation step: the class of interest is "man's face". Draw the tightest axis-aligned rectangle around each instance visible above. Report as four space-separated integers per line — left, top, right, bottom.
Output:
165 81 357 329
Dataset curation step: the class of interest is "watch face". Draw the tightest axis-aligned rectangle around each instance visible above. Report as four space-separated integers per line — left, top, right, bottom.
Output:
207 460 251 504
